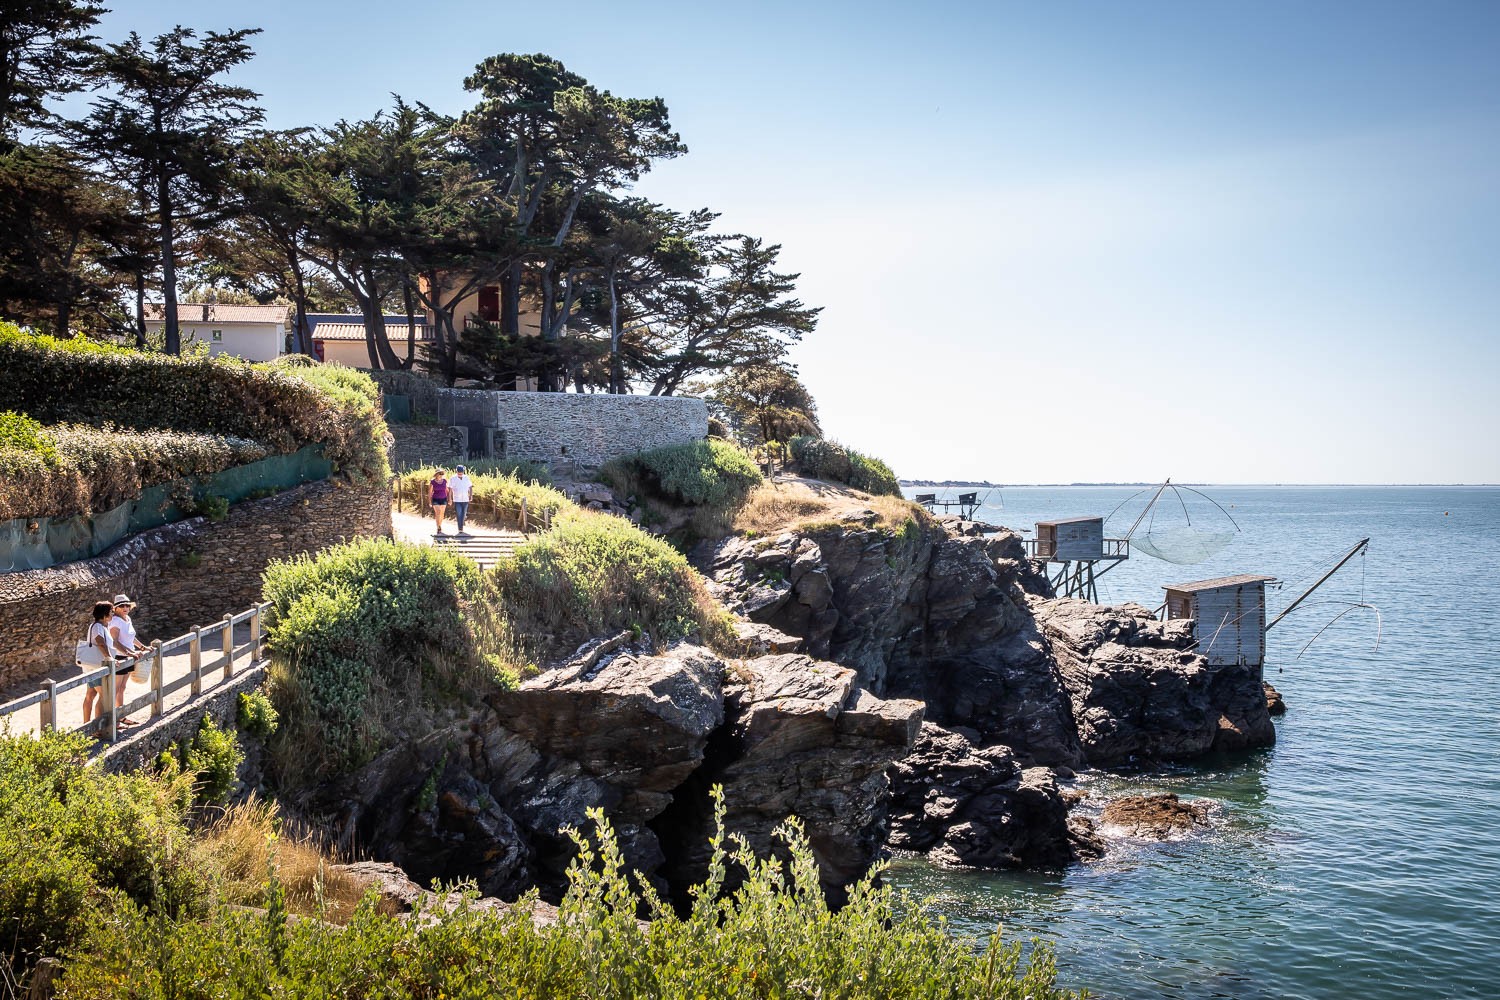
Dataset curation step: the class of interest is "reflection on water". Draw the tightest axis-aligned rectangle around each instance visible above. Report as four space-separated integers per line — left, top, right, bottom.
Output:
890 486 1500 1000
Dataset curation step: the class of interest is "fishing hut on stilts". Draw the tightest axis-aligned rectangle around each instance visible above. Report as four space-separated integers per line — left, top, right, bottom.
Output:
1162 538 1372 676
1024 516 1131 602
914 491 983 520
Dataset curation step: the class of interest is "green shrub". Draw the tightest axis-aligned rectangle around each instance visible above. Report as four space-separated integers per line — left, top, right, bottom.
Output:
197 492 230 522
0 731 202 977
789 436 902 496
395 465 568 531
58 791 1079 999
0 409 58 463
602 439 762 511
262 538 485 785
186 717 245 804
492 510 732 661
0 322 389 483
460 457 552 484
236 689 280 738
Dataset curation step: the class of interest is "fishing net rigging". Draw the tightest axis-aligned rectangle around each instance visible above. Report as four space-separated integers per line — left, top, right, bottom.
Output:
1105 480 1240 565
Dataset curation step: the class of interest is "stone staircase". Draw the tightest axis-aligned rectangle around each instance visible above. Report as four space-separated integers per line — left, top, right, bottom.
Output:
430 530 525 571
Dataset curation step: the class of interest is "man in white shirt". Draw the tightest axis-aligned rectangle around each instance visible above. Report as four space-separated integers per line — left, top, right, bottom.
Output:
449 465 474 535
108 594 150 725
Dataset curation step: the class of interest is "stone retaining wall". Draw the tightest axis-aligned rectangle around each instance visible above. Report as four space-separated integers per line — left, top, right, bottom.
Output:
0 475 391 689
98 663 267 775
389 425 462 471
438 389 708 469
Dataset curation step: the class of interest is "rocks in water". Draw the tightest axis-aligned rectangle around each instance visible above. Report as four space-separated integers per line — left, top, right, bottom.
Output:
1034 598 1275 763
1097 793 1211 839
888 723 1091 869
1264 681 1287 715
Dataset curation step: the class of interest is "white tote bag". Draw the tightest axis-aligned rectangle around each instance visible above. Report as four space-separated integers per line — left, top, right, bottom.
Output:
75 630 105 668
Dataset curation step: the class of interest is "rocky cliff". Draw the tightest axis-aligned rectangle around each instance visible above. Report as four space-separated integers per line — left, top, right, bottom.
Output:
298 637 921 903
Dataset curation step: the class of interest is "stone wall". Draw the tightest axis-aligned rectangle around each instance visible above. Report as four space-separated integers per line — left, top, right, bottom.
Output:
99 664 267 775
437 389 708 469
389 425 461 471
0 475 391 689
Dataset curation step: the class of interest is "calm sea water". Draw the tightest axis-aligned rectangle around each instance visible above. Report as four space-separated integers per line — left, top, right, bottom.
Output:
891 485 1500 1000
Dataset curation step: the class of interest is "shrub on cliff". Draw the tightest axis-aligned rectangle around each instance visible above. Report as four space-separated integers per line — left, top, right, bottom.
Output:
0 323 389 483
602 439 763 510
0 731 203 980
490 509 733 661
262 538 487 785
789 436 901 497
58 793 1079 1000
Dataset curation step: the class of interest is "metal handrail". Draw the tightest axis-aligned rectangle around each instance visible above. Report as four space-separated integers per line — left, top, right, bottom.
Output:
0 601 272 743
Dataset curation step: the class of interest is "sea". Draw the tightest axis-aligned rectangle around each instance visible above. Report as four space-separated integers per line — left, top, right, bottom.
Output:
889 485 1500 1000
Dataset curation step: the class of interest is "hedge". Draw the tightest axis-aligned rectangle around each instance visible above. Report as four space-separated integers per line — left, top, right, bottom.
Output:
0 421 271 520
601 439 763 511
395 466 569 532
788 436 902 497
0 324 388 481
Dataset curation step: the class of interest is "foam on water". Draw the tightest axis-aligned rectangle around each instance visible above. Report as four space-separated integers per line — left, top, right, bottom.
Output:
890 485 1500 999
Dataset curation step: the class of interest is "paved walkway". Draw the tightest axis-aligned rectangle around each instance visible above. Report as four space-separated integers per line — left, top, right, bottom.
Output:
0 620 260 737
391 510 525 571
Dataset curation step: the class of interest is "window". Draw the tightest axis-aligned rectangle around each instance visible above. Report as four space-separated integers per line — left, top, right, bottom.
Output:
211 329 223 342
477 286 500 322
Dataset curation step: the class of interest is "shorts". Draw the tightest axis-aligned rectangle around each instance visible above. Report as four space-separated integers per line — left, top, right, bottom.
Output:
114 656 135 676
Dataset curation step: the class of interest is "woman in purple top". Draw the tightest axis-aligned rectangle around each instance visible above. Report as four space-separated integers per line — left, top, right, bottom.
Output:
429 469 450 535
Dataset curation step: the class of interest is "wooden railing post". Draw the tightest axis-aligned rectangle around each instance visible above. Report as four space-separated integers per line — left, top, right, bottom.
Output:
190 627 203 698
221 614 234 680
250 605 262 660
40 680 57 731
149 640 164 719
103 668 117 742
520 497 528 532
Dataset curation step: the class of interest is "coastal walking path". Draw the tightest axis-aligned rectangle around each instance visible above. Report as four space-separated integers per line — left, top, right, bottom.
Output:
0 618 261 738
391 509 525 571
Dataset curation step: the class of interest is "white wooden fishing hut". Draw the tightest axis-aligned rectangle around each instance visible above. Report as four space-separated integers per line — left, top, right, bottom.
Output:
1162 574 1276 670
1024 516 1130 602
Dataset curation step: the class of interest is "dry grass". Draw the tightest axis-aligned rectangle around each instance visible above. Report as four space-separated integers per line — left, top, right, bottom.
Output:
732 476 930 536
194 798 375 923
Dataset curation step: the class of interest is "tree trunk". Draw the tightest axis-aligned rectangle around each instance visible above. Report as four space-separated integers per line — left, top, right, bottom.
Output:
608 266 622 394
134 271 146 349
356 269 402 369
501 259 522 337
402 279 417 369
156 172 179 355
538 262 557 392
289 246 312 356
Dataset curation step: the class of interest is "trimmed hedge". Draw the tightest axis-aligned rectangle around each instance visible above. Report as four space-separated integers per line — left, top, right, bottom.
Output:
789 436 901 497
602 439 763 510
0 324 388 481
0 422 271 520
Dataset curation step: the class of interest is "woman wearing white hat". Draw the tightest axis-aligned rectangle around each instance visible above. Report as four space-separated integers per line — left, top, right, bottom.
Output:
108 595 150 724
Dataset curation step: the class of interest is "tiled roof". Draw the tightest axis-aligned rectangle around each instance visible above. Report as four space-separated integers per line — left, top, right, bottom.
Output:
313 322 433 342
1163 574 1277 593
143 303 288 324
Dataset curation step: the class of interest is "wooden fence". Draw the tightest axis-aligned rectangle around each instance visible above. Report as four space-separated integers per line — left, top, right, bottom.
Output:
0 602 271 743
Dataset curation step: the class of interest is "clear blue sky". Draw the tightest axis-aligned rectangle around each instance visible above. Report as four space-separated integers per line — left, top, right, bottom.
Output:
103 1 1500 483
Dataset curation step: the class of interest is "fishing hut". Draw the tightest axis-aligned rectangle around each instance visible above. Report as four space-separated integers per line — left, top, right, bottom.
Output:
1024 516 1130 602
1162 574 1276 670
914 492 981 520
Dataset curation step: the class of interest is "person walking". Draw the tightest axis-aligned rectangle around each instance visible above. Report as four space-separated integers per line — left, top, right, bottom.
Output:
429 468 450 534
449 465 474 535
109 595 149 724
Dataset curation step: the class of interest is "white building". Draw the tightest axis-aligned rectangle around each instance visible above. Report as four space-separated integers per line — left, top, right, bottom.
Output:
308 319 433 368
143 303 289 362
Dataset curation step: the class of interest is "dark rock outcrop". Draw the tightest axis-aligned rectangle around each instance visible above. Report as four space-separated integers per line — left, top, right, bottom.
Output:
657 653 924 897
1097 793 1211 839
888 723 1096 869
301 640 920 903
697 525 1078 766
1264 681 1287 715
1033 598 1275 763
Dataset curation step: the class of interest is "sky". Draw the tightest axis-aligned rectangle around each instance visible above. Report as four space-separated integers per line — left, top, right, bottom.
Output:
100 1 1500 484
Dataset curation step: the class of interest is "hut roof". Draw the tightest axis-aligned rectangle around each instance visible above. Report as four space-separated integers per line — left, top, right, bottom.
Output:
1036 516 1103 526
1163 574 1277 593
